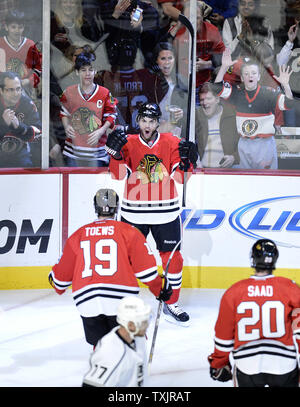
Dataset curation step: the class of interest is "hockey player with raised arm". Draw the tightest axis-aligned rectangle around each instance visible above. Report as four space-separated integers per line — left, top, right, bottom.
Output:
208 239 300 387
82 296 151 387
48 188 172 346
105 102 198 326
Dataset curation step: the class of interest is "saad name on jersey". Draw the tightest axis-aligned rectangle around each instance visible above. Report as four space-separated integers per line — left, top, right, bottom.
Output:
85 225 114 237
248 285 273 297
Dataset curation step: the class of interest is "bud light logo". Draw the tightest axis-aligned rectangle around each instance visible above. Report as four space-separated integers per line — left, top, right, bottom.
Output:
182 196 300 248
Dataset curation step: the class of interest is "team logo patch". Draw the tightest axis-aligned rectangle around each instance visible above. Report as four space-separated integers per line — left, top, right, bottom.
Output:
7 58 28 78
71 107 101 135
0 135 24 154
242 119 258 137
136 154 168 184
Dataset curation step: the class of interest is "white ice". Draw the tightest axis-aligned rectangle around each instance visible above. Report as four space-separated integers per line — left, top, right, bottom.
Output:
0 288 233 387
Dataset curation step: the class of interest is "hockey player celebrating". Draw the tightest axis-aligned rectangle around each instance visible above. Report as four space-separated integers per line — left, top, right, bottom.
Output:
208 239 300 387
82 296 151 387
105 102 198 326
49 188 172 346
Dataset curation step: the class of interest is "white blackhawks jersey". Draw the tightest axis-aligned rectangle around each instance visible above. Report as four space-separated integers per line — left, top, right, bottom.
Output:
218 83 291 139
83 327 147 387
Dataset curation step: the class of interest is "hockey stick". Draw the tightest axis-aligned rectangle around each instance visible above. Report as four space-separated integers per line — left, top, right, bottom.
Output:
178 14 195 208
148 238 182 368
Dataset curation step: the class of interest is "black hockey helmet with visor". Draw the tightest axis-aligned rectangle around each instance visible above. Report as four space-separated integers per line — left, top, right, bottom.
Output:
94 189 119 217
250 239 279 272
136 102 162 123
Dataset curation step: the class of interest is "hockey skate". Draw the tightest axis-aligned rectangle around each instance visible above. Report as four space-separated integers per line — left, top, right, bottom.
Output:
163 303 190 327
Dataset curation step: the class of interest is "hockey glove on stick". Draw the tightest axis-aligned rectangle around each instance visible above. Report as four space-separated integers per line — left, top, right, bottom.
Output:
105 128 128 159
157 275 173 302
178 139 198 170
208 357 232 382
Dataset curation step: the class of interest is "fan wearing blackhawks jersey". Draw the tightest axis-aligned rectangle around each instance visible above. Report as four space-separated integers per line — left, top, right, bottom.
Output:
48 188 172 346
208 239 300 387
215 48 295 170
59 52 118 167
0 71 41 167
0 10 42 91
105 102 198 326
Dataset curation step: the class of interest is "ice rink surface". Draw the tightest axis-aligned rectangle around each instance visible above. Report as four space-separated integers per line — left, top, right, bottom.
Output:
0 287 232 389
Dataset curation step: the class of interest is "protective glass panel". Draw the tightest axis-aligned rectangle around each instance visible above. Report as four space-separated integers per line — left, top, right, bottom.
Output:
195 0 300 171
49 0 193 168
0 1 42 168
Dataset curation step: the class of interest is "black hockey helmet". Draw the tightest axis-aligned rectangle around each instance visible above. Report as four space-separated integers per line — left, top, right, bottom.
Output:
136 102 162 122
94 189 119 217
250 239 279 272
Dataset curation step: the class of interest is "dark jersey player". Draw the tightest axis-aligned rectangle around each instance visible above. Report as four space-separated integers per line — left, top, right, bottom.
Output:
105 102 198 326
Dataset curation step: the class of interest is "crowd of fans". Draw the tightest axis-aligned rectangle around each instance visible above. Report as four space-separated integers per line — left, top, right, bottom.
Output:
1 0 300 169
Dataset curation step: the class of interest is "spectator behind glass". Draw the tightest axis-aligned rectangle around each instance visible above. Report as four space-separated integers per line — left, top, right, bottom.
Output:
50 0 105 72
0 10 42 95
49 44 96 166
151 42 187 137
0 0 18 33
223 24 299 128
195 81 239 168
81 1 160 69
0 71 41 168
222 0 275 60
96 37 144 132
215 49 294 170
205 0 238 29
51 0 97 50
174 1 225 104
59 52 118 167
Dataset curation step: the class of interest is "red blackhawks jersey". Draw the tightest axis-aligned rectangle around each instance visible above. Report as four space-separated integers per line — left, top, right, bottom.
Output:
60 84 117 162
49 219 162 317
109 132 191 225
210 274 300 375
0 36 41 87
175 21 225 87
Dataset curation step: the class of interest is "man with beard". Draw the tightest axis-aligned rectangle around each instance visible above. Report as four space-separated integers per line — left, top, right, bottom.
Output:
105 102 198 326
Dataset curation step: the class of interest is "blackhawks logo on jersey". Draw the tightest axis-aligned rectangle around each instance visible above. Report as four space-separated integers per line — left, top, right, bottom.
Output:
242 119 258 137
71 107 102 135
136 154 168 184
6 58 28 78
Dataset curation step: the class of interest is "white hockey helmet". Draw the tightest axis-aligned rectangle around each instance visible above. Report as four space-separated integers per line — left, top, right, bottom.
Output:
117 297 151 339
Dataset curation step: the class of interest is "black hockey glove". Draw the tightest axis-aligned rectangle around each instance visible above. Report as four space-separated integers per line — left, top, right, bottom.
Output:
178 140 198 170
157 276 173 302
105 128 128 159
208 357 232 382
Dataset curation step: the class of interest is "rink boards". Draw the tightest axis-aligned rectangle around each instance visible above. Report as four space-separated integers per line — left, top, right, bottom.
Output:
1 169 300 289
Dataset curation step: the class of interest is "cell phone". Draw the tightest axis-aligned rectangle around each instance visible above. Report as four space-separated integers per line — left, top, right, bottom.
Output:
219 157 225 165
132 7 143 22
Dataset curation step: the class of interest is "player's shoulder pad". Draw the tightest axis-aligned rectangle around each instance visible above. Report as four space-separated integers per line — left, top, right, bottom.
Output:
95 329 126 364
